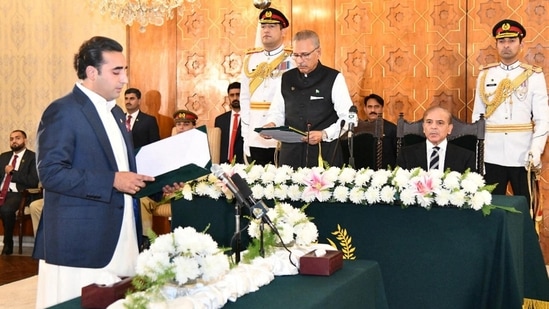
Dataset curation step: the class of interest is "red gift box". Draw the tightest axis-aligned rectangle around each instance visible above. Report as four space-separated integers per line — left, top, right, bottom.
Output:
81 276 134 309
299 250 343 276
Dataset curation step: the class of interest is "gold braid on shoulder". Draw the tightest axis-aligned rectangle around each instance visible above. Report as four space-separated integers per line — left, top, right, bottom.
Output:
479 67 534 118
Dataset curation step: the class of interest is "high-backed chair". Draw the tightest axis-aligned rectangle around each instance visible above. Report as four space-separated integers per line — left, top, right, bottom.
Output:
396 113 485 174
16 186 43 254
341 114 384 170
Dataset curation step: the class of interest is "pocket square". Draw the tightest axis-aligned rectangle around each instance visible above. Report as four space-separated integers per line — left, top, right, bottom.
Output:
310 96 324 100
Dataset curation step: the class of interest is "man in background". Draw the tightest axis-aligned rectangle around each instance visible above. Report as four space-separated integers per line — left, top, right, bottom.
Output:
396 106 476 173
361 93 397 168
240 7 294 165
473 19 548 206
215 82 244 163
173 109 198 134
0 130 39 255
124 87 160 149
34 36 154 307
263 30 352 168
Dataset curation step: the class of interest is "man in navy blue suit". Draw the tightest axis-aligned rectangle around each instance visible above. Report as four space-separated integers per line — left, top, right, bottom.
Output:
396 106 476 173
33 36 154 307
215 82 244 163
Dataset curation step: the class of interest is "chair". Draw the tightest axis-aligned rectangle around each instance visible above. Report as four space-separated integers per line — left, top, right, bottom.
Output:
16 186 43 254
396 113 485 174
340 114 384 170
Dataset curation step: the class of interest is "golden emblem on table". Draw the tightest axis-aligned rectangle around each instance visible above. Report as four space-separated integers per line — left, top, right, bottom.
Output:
327 224 356 260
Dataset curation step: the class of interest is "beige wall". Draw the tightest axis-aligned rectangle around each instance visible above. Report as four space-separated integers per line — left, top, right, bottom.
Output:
0 0 125 152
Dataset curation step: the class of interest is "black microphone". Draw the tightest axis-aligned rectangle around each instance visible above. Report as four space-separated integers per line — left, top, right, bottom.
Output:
210 164 248 208
347 105 358 138
230 173 279 232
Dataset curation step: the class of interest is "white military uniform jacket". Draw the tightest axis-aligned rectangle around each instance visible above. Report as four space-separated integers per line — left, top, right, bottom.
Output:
472 61 549 167
240 45 294 156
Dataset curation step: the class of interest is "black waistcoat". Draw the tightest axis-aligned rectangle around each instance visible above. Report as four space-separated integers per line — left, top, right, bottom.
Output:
281 63 339 132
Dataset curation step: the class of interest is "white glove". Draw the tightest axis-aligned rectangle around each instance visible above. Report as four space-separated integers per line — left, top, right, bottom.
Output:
243 139 251 158
525 149 542 170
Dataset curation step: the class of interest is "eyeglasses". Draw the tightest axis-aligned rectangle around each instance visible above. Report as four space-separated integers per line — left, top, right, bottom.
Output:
291 47 319 60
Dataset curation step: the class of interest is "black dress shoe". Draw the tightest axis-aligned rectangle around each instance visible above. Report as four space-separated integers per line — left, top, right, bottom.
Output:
1 244 13 255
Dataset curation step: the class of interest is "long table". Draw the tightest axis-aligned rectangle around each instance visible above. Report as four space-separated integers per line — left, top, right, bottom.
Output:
171 195 549 309
49 260 388 309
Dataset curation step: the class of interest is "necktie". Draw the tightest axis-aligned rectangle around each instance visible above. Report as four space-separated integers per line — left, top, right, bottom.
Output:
429 146 440 170
228 113 239 161
0 154 18 206
126 115 132 132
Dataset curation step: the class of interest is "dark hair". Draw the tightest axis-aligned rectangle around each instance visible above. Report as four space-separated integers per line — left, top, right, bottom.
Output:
125 88 142 99
73 36 124 80
364 93 384 107
12 130 27 138
423 105 453 124
227 82 241 93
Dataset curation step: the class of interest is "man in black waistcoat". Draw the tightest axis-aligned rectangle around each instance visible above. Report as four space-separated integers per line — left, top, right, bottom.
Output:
262 30 353 168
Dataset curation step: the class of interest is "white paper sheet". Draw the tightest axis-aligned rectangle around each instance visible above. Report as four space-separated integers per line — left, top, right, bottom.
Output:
135 128 210 177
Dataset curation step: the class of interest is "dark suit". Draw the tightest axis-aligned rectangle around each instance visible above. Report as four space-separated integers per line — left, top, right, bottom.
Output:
0 150 39 248
129 111 160 149
33 85 139 268
215 111 244 164
396 141 476 173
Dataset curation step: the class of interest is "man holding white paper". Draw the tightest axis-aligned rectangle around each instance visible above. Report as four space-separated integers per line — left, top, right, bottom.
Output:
263 30 353 168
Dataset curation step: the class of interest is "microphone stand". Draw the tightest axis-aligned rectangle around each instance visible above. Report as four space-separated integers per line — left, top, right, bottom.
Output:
305 122 311 167
259 220 265 258
348 126 355 168
233 200 242 264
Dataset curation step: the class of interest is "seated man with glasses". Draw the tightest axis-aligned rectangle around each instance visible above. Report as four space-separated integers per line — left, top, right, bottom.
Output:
262 30 353 168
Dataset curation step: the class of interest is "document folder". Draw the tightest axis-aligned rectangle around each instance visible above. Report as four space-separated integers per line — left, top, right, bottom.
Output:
254 126 306 143
134 125 211 197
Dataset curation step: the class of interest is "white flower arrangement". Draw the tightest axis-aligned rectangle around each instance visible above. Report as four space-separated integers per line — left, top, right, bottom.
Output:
167 163 502 214
127 226 230 307
248 202 319 246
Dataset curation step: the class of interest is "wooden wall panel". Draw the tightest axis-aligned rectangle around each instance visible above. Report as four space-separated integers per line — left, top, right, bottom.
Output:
127 18 178 139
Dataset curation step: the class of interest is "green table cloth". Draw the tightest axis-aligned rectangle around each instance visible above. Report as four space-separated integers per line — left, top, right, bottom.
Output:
171 195 549 309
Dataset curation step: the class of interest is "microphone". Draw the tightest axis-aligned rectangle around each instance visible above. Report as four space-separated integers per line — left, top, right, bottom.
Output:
230 173 279 232
210 164 248 208
347 105 358 138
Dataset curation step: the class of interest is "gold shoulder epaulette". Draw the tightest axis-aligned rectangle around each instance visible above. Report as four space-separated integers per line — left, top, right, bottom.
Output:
245 47 263 55
479 63 499 71
521 63 543 73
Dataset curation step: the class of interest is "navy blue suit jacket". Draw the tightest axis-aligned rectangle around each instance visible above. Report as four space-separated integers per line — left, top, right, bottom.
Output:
214 111 244 164
396 141 476 173
130 111 160 149
33 85 139 268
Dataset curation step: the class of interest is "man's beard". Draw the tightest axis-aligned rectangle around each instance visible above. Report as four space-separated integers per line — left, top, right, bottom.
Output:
230 100 240 109
10 143 25 152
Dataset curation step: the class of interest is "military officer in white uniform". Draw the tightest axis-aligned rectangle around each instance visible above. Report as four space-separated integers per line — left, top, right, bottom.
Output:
240 7 294 165
473 19 549 205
